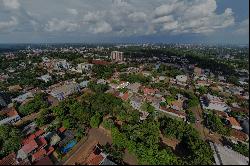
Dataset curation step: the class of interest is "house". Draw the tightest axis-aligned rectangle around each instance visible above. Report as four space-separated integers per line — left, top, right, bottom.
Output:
12 92 34 103
126 67 140 73
22 122 37 136
0 107 21 125
53 59 70 70
159 106 186 121
0 153 31 165
0 153 17 165
200 94 230 112
49 82 80 101
44 132 61 146
97 79 107 85
120 91 130 101
176 75 187 83
37 74 52 83
142 71 151 77
0 95 7 109
230 129 249 142
85 145 116 165
194 67 202 76
227 117 242 130
127 83 141 93
170 100 184 111
130 94 144 110
91 60 110 65
79 81 89 88
17 140 38 160
34 156 53 165
209 142 249 165
116 81 129 89
32 146 54 162
240 119 249 135
77 63 93 72
8 85 22 92
143 87 157 96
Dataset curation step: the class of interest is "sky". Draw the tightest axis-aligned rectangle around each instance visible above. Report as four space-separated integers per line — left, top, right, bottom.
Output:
0 0 249 44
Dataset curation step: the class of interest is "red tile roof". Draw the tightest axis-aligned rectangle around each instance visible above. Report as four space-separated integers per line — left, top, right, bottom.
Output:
121 92 129 101
91 60 110 65
230 129 249 141
22 139 38 154
34 156 53 165
86 153 104 165
22 134 36 145
32 149 47 161
46 146 54 155
228 117 241 127
143 87 156 95
58 127 66 133
34 130 44 137
0 153 17 165
37 137 47 149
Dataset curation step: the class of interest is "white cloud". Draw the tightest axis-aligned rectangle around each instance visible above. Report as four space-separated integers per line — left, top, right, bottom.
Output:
152 15 174 24
235 18 249 35
152 0 235 34
0 16 18 31
45 18 79 32
2 0 20 9
128 12 147 22
83 11 105 23
91 21 112 34
67 8 78 15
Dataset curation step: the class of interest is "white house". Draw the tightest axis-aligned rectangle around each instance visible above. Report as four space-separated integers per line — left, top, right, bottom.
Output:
37 74 52 83
77 63 93 73
12 92 34 103
49 82 80 101
200 94 230 112
176 75 187 83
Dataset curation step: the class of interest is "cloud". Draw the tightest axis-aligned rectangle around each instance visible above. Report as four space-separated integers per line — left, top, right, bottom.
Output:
91 21 112 34
128 12 147 22
152 0 235 34
45 18 79 32
67 8 78 15
235 18 249 35
0 16 18 31
2 0 20 10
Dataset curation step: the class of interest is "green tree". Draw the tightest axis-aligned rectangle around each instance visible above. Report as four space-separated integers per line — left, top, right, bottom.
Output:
90 113 102 128
0 125 21 158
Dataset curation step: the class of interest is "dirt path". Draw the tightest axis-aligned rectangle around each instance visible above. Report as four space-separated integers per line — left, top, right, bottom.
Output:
63 128 113 165
14 112 39 126
191 106 222 144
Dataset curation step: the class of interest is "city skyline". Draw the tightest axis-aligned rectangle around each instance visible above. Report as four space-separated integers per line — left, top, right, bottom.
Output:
0 0 249 44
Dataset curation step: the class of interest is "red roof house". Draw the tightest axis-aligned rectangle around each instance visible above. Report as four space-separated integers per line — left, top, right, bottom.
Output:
32 149 47 162
37 137 47 149
22 140 38 154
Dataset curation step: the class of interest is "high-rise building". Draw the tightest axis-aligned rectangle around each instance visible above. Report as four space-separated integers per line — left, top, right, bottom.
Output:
111 51 124 62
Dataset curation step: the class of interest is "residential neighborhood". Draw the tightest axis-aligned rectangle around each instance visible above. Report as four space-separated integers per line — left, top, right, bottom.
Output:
0 43 249 165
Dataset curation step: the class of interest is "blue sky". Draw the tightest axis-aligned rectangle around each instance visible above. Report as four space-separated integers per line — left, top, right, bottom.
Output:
0 0 248 44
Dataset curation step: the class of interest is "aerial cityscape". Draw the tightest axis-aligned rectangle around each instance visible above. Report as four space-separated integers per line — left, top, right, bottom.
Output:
0 0 249 165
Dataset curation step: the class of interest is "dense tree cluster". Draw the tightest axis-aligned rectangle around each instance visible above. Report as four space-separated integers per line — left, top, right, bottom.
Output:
18 93 49 116
0 125 22 158
203 112 231 136
159 117 214 165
